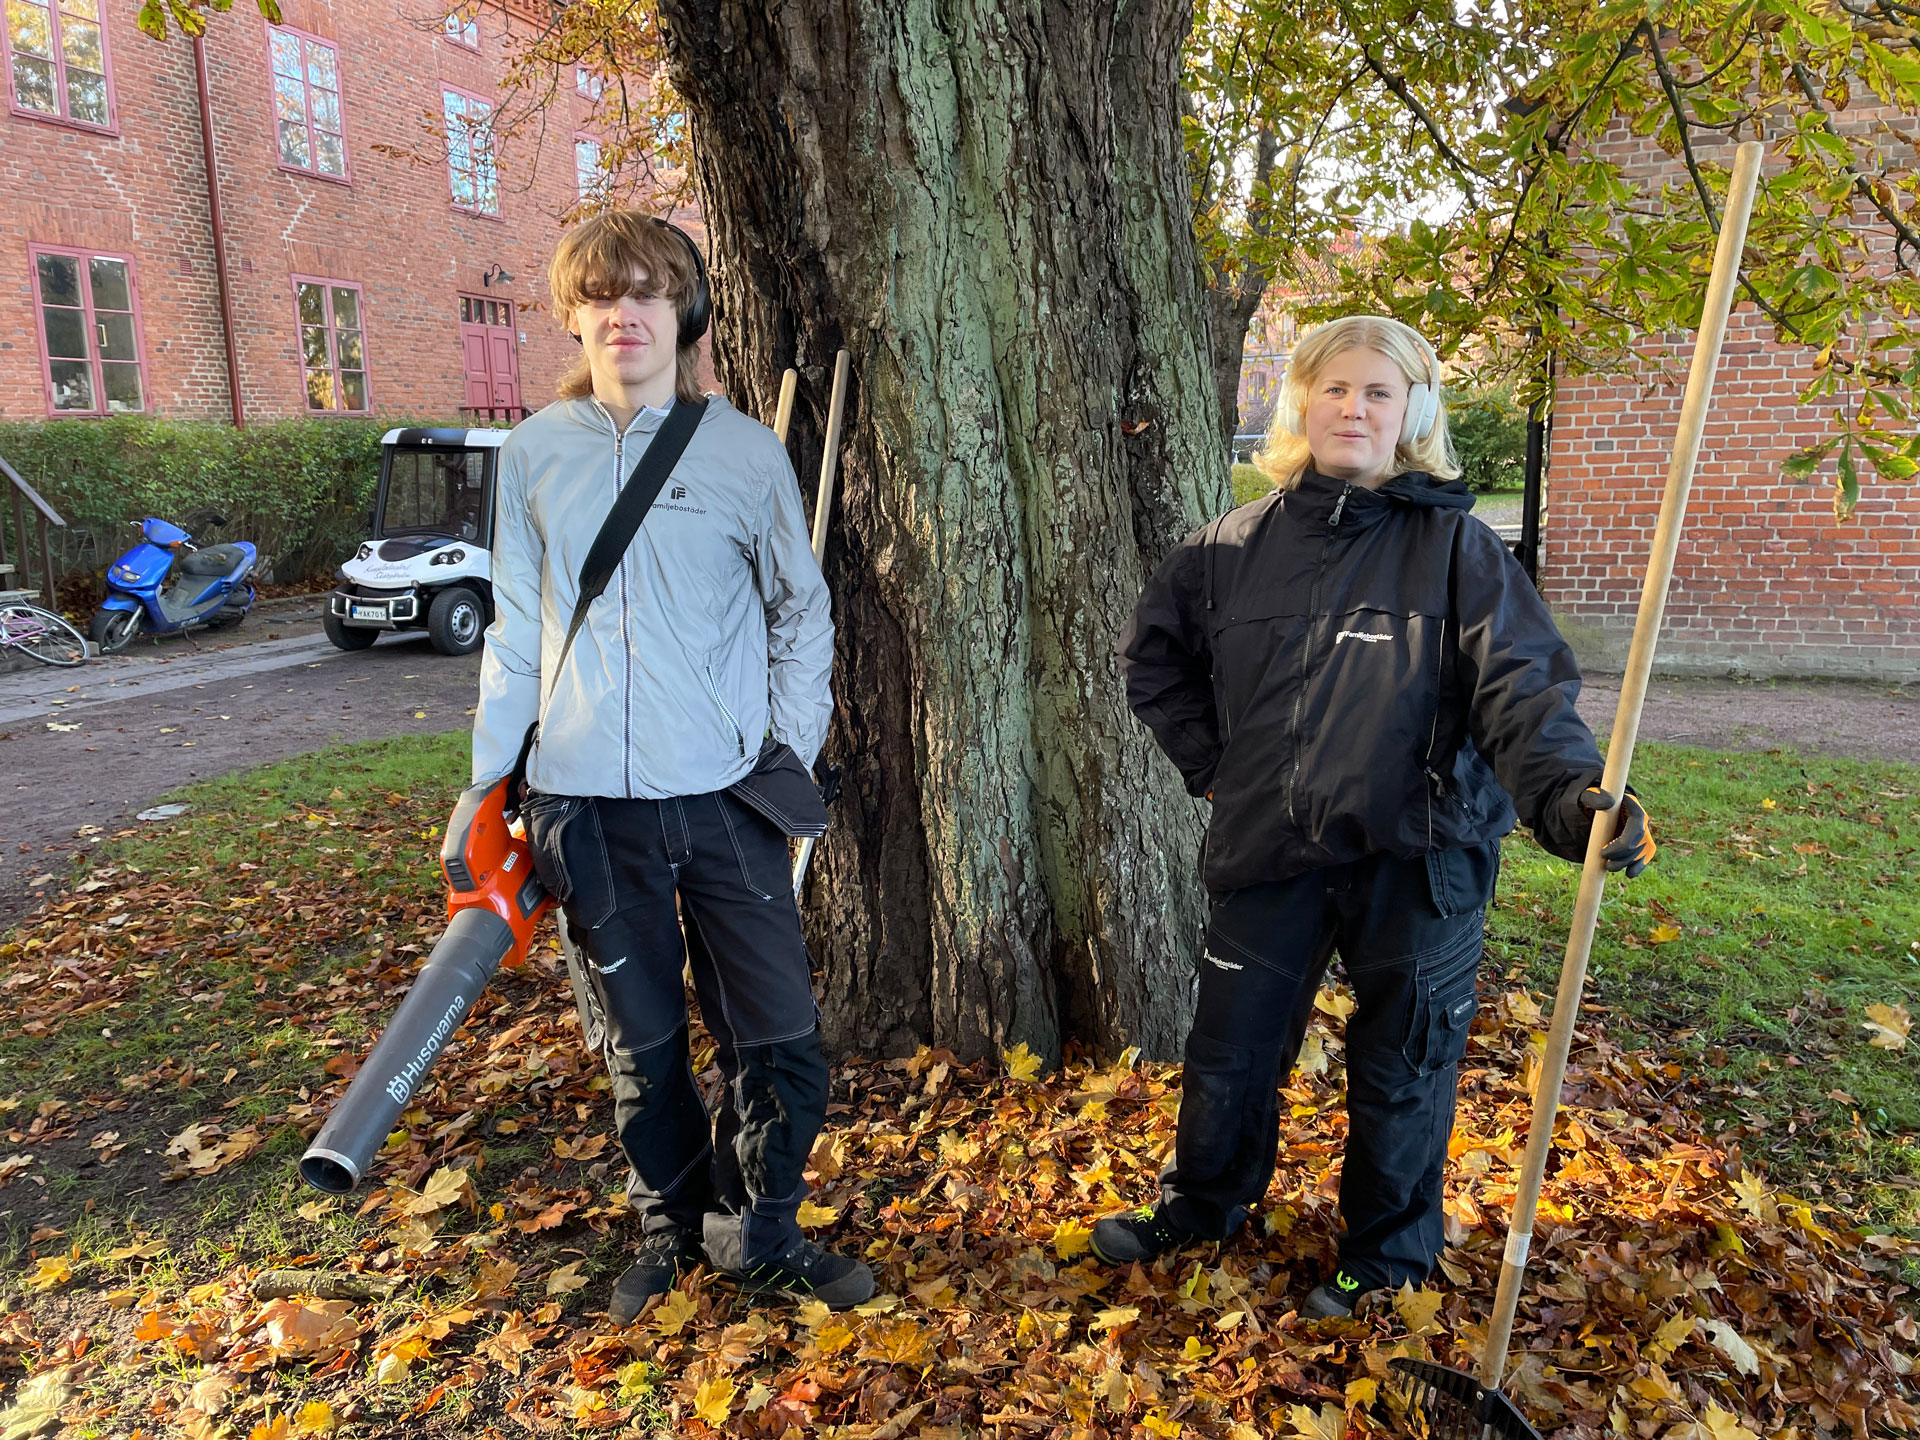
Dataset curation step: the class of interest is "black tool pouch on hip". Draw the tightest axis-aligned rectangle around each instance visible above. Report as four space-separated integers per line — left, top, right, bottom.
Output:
727 736 830 838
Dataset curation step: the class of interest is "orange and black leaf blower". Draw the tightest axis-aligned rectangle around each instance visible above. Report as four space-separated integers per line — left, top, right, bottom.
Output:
298 779 551 1194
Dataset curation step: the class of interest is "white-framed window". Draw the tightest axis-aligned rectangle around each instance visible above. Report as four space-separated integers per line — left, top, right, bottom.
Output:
443 87 498 215
574 136 602 200
293 278 369 412
268 25 347 180
443 7 478 48
575 65 602 100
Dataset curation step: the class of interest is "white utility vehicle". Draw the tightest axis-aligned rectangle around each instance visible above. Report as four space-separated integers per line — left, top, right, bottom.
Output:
325 427 506 655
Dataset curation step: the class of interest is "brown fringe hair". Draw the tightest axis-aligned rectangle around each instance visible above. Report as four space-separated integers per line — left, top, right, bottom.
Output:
549 210 705 404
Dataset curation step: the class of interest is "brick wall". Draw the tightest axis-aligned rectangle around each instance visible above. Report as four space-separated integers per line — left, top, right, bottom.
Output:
1546 117 1920 679
0 0 644 424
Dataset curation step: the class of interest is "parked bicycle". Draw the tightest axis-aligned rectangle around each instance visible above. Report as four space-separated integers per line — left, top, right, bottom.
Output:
0 600 87 667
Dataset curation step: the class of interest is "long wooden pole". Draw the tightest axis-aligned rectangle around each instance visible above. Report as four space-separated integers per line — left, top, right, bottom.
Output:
792 350 852 896
1479 140 1765 1390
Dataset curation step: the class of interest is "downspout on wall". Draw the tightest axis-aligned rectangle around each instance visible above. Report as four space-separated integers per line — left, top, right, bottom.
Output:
192 34 245 427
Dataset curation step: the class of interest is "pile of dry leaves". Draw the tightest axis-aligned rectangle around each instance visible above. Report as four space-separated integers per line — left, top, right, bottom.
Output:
0 818 1913 1438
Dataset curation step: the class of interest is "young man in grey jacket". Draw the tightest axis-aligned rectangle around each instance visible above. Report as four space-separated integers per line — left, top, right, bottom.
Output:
470 210 871 1321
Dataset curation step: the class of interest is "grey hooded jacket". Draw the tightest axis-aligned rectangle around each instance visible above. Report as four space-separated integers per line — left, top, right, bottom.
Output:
472 394 833 799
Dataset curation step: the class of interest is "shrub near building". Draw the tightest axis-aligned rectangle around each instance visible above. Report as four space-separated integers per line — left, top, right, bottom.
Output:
0 415 453 587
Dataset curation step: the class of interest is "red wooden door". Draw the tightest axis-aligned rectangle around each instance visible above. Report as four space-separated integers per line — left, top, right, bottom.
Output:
458 295 520 414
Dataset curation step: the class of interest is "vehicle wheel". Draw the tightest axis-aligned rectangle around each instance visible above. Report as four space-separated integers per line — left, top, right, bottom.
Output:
5 604 88 666
427 587 486 656
89 607 142 655
323 611 378 651
204 603 248 631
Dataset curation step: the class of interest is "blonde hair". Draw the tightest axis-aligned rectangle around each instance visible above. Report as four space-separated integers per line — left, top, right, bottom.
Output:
549 209 705 404
1252 315 1461 491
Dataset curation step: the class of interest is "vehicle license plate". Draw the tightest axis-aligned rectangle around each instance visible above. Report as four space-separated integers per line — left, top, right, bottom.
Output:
350 604 386 622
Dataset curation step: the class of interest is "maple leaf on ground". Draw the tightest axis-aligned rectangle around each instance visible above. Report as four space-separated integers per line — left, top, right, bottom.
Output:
1287 1402 1346 1440
1645 1311 1695 1363
23 1257 71 1292
1696 1405 1763 1440
476 1313 537 1376
1862 1001 1912 1050
1393 1281 1445 1336
405 1165 476 1216
651 1287 698 1336
1142 1412 1183 1438
545 1260 589 1297
257 1298 361 1362
691 1373 736 1426
1701 1319 1760 1377
1002 1042 1043 1082
794 1199 840 1227
1314 987 1357 1021
292 1402 337 1436
1052 1218 1092 1260
188 1371 236 1414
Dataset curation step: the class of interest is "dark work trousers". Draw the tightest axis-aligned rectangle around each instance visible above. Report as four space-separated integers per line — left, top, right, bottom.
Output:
1161 845 1496 1291
519 789 827 1270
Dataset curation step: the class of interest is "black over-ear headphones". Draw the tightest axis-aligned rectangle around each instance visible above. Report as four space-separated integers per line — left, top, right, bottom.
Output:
567 217 713 348
654 217 712 347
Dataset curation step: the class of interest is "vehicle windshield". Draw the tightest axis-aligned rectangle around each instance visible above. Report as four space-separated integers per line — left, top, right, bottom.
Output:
381 448 488 541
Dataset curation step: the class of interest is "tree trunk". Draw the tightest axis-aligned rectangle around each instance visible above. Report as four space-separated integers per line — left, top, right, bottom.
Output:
658 0 1228 1063
1202 128 1279 445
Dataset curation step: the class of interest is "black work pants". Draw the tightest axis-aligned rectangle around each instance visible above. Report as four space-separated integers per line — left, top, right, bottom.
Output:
520 789 826 1269
1162 847 1493 1291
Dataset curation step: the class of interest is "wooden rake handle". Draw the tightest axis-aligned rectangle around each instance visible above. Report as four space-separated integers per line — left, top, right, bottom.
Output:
1479 140 1766 1390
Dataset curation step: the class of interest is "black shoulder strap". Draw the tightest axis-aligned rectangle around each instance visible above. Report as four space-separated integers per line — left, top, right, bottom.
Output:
508 395 709 799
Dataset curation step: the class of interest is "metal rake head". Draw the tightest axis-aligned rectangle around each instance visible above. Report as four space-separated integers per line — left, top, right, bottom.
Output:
1386 1358 1544 1440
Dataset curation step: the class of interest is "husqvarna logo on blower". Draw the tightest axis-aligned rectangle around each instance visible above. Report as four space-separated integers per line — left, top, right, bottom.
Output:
383 993 469 1105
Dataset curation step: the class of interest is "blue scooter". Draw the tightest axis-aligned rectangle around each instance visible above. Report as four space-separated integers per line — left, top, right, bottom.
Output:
90 513 259 655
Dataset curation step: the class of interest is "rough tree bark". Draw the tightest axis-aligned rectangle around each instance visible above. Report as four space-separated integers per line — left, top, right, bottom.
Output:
658 0 1230 1063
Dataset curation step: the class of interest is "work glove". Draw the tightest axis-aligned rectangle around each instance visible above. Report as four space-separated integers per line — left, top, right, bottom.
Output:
1579 785 1656 877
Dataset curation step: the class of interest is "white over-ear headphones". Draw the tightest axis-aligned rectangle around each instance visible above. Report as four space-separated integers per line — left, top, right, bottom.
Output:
1278 315 1442 446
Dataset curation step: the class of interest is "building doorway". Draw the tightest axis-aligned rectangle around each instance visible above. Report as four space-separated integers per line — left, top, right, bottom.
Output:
459 294 522 422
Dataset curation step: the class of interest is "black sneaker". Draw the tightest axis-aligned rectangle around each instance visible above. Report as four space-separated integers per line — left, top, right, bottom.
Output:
731 1238 875 1309
607 1229 695 1326
1089 1205 1193 1265
1301 1267 1376 1319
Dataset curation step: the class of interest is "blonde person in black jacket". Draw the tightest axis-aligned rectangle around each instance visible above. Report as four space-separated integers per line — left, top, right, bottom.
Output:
1097 315 1655 1317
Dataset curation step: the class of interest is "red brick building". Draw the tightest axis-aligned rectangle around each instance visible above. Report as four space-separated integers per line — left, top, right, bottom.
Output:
1546 122 1920 680
0 0 628 424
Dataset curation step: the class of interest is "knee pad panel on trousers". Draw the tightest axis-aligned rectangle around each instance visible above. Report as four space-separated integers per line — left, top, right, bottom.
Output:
1175 1030 1271 1183
731 1032 829 1203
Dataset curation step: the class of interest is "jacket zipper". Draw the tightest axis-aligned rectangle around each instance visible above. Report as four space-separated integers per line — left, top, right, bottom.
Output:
1285 483 1350 830
705 666 747 757
613 420 633 795
1422 618 1447 849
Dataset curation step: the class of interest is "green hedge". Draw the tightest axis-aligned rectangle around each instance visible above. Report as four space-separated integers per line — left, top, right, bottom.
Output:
0 416 457 586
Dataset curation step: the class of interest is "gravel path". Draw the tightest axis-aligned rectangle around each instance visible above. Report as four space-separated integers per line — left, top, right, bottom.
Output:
1 597 1913 934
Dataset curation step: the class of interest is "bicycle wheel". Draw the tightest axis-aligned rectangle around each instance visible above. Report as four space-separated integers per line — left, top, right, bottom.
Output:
2 604 88 667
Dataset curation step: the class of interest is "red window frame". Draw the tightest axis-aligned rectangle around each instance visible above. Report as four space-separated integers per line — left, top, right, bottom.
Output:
3 0 116 133
265 22 350 184
442 85 500 218
291 276 372 414
442 6 479 50
29 243 147 418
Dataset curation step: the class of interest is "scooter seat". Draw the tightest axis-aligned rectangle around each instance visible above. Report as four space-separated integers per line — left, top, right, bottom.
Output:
179 543 248 576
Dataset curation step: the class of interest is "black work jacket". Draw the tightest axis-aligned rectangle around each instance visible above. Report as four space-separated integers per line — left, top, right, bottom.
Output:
1119 467 1605 894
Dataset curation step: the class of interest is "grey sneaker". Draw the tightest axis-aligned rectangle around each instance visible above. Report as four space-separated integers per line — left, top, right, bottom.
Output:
608 1229 695 1326
731 1237 875 1309
1301 1267 1376 1319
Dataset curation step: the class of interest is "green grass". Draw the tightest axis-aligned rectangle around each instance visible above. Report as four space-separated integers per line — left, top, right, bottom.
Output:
1487 742 1920 1217
1232 462 1270 505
